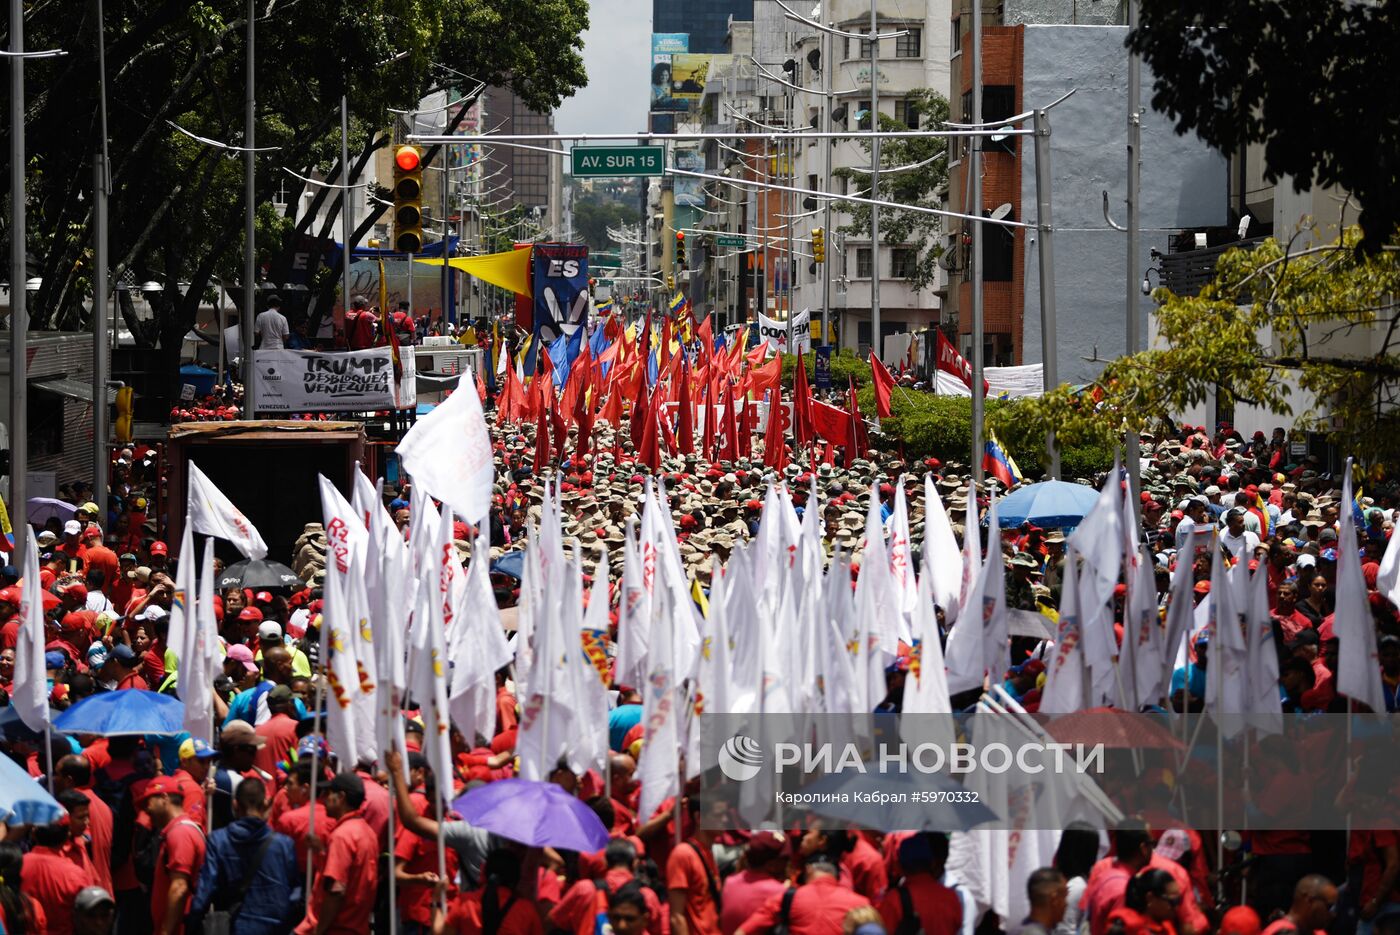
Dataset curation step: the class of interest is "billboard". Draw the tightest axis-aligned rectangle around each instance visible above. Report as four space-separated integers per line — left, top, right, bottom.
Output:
673 146 705 207
651 33 690 112
669 53 712 100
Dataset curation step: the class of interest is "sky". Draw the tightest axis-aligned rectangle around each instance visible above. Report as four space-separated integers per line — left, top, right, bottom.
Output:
553 0 653 138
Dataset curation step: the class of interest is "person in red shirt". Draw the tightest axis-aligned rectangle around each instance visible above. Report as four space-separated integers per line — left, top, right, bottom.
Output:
667 808 722 935
54 754 114 896
1272 583 1313 645
551 839 666 935
843 833 888 903
1260 875 1336 935
879 833 960 935
735 856 872 935
608 883 659 935
1349 829 1400 935
54 789 97 879
497 671 518 734
296 772 380 935
106 643 148 690
171 738 218 828
720 833 790 935
272 760 337 873
1103 869 1180 935
254 684 301 778
141 775 208 935
344 296 378 350
394 752 457 929
1085 824 1205 935
439 848 543 935
20 814 90 935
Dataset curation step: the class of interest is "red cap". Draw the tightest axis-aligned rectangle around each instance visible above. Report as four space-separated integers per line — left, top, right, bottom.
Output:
60 611 87 631
64 583 88 601
149 541 168 556
1193 580 1211 594
744 499 762 510
254 591 273 603
238 607 264 623
135 776 179 806
0 587 18 605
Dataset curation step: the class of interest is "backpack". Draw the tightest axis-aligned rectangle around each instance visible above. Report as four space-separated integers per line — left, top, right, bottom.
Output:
685 841 722 911
772 888 798 935
895 885 924 935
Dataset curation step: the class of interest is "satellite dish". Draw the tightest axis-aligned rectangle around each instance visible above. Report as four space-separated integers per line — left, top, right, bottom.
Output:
989 203 1013 222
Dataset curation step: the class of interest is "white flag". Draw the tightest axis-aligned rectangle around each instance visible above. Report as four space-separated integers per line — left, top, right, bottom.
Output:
14 529 49 732
186 539 220 744
395 366 495 523
449 529 513 744
888 478 918 626
1245 561 1283 733
637 568 681 821
1335 460 1385 713
410 512 457 803
188 461 267 559
922 474 964 625
900 562 955 750
1205 545 1248 723
1039 548 1085 714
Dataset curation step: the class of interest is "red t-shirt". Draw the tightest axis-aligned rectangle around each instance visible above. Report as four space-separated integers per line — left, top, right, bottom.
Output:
20 845 88 935
448 885 544 935
720 869 787 935
170 768 207 828
356 769 391 847
80 786 115 895
739 877 871 935
273 801 337 873
345 311 377 351
666 840 722 935
254 713 299 779
296 811 379 935
152 818 207 932
551 866 666 935
879 874 961 935
0 617 17 652
843 836 889 902
1350 830 1400 905
117 670 150 691
395 791 460 925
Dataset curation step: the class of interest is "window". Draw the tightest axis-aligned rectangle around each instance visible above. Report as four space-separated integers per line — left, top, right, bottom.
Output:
856 99 875 130
896 27 921 57
984 209 1015 281
894 97 920 129
29 385 65 458
891 247 917 278
836 175 849 196
808 174 819 191
846 32 873 59
983 85 1017 154
856 247 874 278
952 15 962 53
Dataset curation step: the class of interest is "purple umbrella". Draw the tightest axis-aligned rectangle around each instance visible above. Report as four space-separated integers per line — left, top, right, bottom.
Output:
452 779 610 852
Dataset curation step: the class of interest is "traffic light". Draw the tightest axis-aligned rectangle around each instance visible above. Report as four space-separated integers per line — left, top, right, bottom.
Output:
392 145 424 254
667 274 675 291
675 230 686 267
115 385 134 444
812 227 826 263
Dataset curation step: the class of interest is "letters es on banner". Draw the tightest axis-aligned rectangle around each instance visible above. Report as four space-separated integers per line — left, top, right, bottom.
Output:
532 243 590 345
252 346 417 412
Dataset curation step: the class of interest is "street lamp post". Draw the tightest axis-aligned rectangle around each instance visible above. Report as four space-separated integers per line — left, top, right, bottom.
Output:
9 0 26 564
243 0 257 419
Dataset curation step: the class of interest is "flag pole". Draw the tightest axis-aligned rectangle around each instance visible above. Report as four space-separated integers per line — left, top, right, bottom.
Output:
306 664 326 897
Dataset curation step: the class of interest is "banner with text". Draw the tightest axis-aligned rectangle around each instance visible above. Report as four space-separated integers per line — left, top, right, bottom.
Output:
252 346 417 412
756 309 812 353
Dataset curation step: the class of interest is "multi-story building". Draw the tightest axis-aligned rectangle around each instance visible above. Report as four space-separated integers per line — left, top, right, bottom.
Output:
943 0 1228 383
481 86 564 227
655 0 757 52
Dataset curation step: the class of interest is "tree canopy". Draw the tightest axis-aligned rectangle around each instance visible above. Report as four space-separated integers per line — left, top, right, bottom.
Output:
996 226 1400 472
4 0 587 348
1130 0 1400 251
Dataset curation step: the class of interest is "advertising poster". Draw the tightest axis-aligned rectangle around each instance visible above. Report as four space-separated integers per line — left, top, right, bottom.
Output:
532 243 591 344
669 53 712 99
651 33 689 112
673 146 706 207
252 346 417 412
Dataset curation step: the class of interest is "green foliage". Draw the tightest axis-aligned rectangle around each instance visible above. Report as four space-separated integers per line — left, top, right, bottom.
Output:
1001 226 1400 473
833 89 951 292
9 0 588 341
572 193 640 258
779 347 871 389
1131 0 1399 250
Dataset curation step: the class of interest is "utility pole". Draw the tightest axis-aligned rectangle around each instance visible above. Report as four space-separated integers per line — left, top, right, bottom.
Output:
1032 109 1059 479
969 0 985 483
340 93 353 340
1124 0 1142 498
243 0 257 418
868 0 881 362
93 0 112 524
9 0 25 565
820 4 834 348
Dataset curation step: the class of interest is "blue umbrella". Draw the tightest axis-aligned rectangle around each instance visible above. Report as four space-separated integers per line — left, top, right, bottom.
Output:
0 706 43 743
994 480 1100 529
53 689 186 736
453 779 609 852
491 551 525 581
0 751 63 826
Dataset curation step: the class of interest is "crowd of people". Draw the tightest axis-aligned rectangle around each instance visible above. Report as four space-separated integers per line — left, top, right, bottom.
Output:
1 382 1398 935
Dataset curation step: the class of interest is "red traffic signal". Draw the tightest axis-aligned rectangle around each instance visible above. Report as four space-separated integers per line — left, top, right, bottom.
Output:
395 146 421 172
675 231 685 241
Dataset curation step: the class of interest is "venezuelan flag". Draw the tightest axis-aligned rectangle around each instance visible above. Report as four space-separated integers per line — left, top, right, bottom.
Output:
595 296 615 315
1255 493 1273 537
669 290 690 319
983 431 1023 487
1353 486 1367 528
0 495 12 552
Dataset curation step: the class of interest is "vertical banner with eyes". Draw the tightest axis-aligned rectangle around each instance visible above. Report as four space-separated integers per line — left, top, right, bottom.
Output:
532 243 591 347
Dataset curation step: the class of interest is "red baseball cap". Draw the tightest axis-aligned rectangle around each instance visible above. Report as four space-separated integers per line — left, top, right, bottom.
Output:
148 541 168 556
238 607 264 623
135 776 180 806
254 591 273 604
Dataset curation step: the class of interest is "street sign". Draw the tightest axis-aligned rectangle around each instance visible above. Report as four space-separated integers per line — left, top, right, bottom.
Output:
716 235 745 247
571 145 664 178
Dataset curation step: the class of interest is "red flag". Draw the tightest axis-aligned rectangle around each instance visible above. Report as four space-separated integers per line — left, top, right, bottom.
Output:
560 343 592 425
700 380 716 463
475 369 488 404
745 341 770 367
811 399 852 444
935 330 989 395
696 314 713 355
791 351 814 451
677 362 695 456
869 353 896 419
637 393 661 471
599 386 624 427
746 354 782 398
720 388 740 463
630 382 650 448
847 375 868 458
762 390 788 472
533 405 551 473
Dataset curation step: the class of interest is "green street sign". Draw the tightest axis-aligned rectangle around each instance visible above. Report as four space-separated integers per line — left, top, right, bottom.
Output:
716 235 746 247
571 145 664 178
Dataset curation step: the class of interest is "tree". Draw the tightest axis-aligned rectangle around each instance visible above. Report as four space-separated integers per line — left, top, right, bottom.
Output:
996 226 1400 471
571 190 639 257
4 0 588 358
833 88 950 292
1130 0 1400 251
